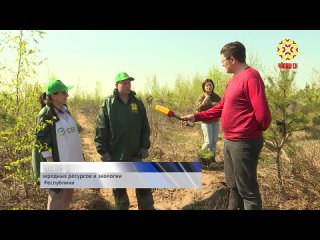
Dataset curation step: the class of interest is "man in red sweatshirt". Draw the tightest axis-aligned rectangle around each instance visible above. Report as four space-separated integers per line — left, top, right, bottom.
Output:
182 41 272 210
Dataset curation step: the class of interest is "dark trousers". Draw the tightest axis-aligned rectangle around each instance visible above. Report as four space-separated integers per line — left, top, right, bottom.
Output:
224 135 264 210
112 188 155 210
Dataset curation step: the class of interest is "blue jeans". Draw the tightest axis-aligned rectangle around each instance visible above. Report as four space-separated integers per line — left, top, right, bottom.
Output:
201 121 220 155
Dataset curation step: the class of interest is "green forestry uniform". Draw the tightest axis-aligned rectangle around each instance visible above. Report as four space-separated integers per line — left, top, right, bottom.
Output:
95 72 154 210
32 105 61 180
95 89 150 161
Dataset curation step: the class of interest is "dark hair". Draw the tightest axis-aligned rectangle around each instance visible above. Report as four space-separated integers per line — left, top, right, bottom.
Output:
39 92 54 109
220 41 246 63
39 92 66 121
202 79 215 92
39 92 47 108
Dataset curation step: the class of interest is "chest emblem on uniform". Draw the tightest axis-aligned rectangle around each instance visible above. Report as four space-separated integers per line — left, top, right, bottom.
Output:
57 128 65 136
130 103 138 113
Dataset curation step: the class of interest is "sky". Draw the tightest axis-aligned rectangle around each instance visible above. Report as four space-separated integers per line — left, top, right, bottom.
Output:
7 30 320 96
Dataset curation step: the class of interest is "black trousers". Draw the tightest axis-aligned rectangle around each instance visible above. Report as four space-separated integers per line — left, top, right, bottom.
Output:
224 135 264 210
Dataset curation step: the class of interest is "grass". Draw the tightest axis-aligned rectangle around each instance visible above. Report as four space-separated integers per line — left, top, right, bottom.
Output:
197 149 215 160
1 93 320 210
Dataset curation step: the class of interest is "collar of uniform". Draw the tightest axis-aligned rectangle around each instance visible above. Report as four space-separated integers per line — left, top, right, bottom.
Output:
53 105 68 114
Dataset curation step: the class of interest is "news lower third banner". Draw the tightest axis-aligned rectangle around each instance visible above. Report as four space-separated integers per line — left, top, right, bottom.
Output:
40 162 202 188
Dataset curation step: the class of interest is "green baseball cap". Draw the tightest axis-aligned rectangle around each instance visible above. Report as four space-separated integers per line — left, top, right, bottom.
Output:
45 80 74 95
115 72 134 83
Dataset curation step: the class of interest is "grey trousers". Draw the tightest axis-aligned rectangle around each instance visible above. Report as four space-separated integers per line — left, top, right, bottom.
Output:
224 135 264 210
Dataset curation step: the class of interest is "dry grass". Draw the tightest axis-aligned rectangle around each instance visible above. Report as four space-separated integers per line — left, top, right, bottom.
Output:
1 100 319 210
259 140 320 210
0 180 47 210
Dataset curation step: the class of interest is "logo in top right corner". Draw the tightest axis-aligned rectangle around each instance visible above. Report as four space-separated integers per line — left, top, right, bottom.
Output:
277 39 299 70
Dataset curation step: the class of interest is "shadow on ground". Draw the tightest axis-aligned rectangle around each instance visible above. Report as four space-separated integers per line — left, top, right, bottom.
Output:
71 189 113 210
200 159 224 172
182 183 230 210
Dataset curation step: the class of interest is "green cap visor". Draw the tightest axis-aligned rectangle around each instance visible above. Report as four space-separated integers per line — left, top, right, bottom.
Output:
45 80 73 95
115 72 134 83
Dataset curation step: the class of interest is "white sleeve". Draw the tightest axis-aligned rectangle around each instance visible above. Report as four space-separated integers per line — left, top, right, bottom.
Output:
41 151 53 158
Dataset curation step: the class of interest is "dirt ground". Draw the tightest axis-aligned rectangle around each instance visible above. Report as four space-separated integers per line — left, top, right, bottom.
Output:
1 107 318 210
69 109 226 210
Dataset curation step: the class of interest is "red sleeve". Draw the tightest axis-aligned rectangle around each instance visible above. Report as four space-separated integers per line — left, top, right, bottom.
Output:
194 96 224 122
246 76 272 131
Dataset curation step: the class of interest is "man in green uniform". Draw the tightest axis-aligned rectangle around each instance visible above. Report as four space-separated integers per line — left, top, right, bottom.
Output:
95 72 155 210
